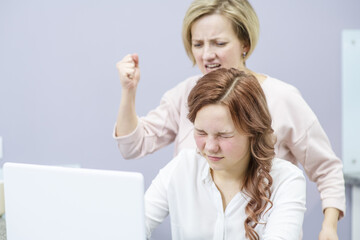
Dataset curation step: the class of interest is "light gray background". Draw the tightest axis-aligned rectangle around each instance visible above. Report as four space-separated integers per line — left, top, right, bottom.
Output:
0 0 359 239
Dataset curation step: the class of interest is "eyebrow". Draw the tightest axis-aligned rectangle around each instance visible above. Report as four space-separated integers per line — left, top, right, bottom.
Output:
191 38 228 42
194 128 234 135
194 127 205 132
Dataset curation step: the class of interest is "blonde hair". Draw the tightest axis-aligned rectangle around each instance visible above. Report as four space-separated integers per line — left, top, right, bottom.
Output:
188 68 275 240
182 0 260 65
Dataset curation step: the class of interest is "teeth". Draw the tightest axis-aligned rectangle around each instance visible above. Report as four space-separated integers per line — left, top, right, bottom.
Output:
206 64 220 68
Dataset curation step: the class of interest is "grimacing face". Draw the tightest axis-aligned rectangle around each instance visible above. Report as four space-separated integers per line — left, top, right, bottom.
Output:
194 103 251 174
191 13 248 74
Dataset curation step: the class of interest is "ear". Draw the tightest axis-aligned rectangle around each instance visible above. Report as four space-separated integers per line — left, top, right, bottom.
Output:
242 43 250 55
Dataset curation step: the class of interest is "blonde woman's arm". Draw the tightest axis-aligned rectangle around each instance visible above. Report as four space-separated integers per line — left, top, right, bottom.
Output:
115 53 140 137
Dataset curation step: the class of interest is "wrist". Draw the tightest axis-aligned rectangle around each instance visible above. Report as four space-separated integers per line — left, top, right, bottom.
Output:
322 208 339 230
322 221 337 231
121 88 136 101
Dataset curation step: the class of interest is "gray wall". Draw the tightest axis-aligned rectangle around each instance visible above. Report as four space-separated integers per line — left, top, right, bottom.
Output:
0 0 359 239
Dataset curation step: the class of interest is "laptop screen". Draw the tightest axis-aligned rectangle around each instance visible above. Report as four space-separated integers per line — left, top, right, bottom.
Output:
3 162 146 240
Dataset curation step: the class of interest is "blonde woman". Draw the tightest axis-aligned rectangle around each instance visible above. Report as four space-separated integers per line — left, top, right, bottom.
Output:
115 1 345 238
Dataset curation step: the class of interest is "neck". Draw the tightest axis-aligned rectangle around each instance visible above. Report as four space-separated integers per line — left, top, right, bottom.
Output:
211 168 245 211
211 168 244 184
211 159 249 190
238 65 267 84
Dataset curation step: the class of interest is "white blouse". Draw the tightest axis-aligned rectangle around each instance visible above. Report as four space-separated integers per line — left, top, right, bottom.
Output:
145 149 306 240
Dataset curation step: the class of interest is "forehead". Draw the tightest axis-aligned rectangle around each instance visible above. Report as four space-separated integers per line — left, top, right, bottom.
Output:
191 13 236 39
194 104 236 131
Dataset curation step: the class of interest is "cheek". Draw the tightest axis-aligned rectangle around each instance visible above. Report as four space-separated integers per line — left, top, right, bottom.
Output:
192 51 202 69
192 49 201 60
193 50 206 68
220 139 248 155
218 140 235 152
220 48 241 65
194 135 205 149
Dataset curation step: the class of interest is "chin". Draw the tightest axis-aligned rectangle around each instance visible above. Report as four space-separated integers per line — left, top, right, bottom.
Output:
208 162 223 172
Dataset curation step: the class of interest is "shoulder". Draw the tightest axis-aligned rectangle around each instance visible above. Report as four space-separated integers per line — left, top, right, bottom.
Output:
161 75 202 109
262 76 305 106
181 75 202 89
270 158 305 183
163 75 201 97
262 76 318 132
268 158 306 213
172 148 206 169
160 149 206 187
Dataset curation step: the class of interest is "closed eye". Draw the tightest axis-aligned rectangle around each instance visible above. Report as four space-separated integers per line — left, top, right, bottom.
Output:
195 129 207 136
216 42 227 46
217 132 234 138
192 42 203 48
219 134 233 138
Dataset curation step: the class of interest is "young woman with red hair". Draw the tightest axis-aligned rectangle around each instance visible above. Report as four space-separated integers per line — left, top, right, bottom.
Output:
144 68 306 240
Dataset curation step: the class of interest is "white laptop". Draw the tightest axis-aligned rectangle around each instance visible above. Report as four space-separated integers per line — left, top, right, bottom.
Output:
3 162 146 240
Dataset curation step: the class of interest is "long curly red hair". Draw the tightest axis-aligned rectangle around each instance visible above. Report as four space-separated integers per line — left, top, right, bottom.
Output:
187 68 275 240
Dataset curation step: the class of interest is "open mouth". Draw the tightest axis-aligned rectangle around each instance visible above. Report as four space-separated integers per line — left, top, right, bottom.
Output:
205 63 221 71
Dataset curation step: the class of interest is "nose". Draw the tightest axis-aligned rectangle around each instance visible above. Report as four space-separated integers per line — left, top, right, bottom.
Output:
202 45 216 61
205 136 219 153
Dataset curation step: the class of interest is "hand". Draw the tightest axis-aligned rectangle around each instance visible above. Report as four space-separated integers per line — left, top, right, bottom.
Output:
116 53 140 90
319 226 338 240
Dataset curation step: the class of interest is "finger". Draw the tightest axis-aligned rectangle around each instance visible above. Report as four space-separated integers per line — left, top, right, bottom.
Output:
133 68 140 80
132 53 139 67
126 69 136 79
116 54 134 67
120 62 136 69
116 62 136 74
123 53 133 61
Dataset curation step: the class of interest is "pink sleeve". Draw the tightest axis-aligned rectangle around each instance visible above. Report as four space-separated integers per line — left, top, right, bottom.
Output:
291 120 346 217
113 76 198 159
263 77 346 218
113 92 179 159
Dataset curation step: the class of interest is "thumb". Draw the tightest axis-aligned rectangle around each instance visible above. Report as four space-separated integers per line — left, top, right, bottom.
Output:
132 53 139 68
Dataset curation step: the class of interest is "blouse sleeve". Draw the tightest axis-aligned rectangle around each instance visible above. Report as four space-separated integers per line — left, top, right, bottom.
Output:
113 77 193 159
263 160 307 240
291 120 346 217
144 155 179 238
